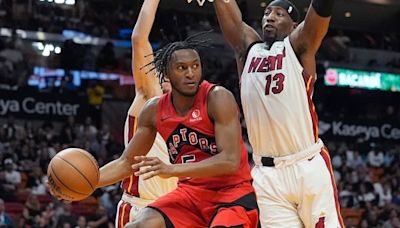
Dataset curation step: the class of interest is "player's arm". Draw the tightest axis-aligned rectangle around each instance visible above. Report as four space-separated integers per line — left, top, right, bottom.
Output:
134 87 241 179
289 0 334 75
213 0 261 74
131 0 162 100
97 98 159 187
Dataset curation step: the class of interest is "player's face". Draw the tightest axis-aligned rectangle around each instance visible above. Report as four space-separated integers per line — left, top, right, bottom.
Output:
166 49 202 97
261 6 297 42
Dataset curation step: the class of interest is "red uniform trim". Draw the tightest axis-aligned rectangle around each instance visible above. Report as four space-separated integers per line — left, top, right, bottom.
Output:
320 148 345 228
117 202 133 228
121 115 140 196
302 70 319 142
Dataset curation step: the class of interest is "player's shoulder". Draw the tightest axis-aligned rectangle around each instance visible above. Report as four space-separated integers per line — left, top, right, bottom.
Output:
138 96 161 123
209 85 231 95
140 96 162 114
208 86 235 104
208 86 238 120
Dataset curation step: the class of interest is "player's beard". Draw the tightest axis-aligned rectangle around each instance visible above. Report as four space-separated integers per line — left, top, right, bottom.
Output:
263 31 277 46
263 30 286 46
171 82 200 97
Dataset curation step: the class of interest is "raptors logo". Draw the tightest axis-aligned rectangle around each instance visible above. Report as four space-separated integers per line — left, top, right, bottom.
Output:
166 124 218 163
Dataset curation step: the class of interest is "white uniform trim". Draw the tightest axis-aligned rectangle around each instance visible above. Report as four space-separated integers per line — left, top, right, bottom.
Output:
253 139 323 168
122 192 153 209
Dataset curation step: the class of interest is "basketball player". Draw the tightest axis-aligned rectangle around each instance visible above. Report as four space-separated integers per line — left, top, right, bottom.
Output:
115 0 177 227
212 0 343 227
98 35 259 227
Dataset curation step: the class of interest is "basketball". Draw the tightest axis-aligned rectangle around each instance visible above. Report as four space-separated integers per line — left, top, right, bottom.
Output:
47 148 99 201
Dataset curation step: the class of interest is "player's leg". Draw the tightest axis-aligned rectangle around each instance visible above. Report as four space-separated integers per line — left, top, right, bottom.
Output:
251 166 304 228
125 207 166 228
297 147 344 228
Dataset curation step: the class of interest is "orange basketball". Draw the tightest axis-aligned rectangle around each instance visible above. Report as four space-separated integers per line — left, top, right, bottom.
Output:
47 148 99 201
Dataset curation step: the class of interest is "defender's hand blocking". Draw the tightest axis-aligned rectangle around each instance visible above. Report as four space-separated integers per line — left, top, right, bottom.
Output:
133 156 174 180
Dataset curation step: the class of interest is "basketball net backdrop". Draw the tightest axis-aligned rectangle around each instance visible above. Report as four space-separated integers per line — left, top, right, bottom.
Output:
187 0 230 7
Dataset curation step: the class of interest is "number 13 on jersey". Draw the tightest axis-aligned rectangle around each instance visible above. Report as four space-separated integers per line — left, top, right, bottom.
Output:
265 73 285 95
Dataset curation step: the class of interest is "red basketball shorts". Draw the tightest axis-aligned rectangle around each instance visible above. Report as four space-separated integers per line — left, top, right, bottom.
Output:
147 182 260 228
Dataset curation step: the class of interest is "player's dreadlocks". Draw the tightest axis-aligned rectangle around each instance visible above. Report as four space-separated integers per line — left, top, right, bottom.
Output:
142 30 212 84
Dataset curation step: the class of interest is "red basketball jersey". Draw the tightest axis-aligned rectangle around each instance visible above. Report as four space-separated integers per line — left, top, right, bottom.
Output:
156 80 252 190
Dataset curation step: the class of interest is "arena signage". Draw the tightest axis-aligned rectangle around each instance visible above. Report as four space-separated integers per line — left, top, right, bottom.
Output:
0 90 87 120
319 120 400 141
324 68 400 92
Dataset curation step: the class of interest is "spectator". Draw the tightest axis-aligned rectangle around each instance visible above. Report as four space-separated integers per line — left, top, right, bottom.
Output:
339 183 357 208
20 194 41 227
87 205 109 228
363 208 380 227
86 80 105 127
0 198 13 228
0 38 24 87
332 151 343 168
55 203 77 228
60 116 77 144
37 203 55 227
358 182 377 208
76 215 87 228
348 150 364 168
2 117 17 141
26 165 46 195
378 183 393 207
1 158 21 196
368 148 385 168
393 189 400 206
384 149 395 168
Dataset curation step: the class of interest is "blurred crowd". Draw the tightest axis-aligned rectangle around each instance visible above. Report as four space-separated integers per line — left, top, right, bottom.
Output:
0 115 123 228
329 140 400 228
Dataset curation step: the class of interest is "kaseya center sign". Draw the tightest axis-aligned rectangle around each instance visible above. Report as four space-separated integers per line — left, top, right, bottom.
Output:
0 90 87 120
319 119 400 141
0 97 79 116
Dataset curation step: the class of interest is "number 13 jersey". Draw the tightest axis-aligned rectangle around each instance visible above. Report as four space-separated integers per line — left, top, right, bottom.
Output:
241 37 319 157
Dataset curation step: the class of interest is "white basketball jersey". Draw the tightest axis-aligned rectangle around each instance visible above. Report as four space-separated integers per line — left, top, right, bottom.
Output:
240 37 319 157
123 94 177 200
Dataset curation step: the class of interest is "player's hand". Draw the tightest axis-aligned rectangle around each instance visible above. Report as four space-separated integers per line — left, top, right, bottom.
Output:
132 156 174 180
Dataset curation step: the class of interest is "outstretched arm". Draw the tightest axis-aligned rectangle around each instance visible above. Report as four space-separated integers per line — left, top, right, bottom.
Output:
97 98 159 187
134 87 241 179
290 0 334 75
213 0 261 74
131 0 162 100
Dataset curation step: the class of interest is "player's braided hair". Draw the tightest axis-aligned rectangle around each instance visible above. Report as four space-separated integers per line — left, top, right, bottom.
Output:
142 30 212 84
